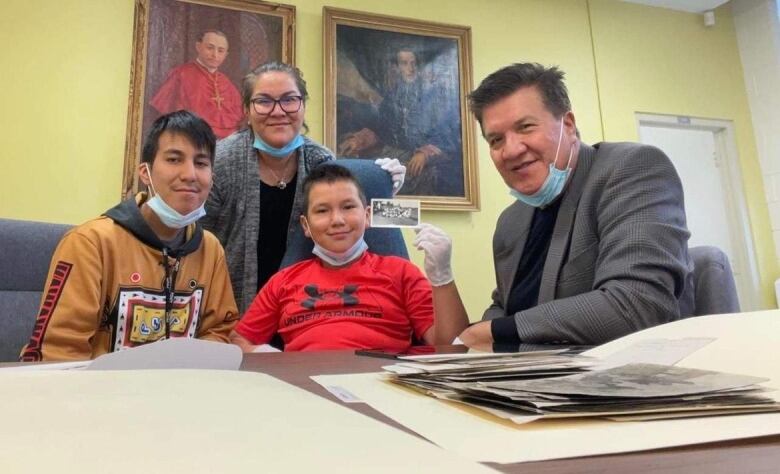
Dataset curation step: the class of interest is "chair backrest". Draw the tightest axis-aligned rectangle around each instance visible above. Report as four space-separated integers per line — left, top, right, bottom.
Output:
0 218 72 361
280 158 409 268
690 245 740 316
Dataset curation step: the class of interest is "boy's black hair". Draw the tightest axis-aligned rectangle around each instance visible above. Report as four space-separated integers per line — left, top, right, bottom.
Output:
301 164 367 213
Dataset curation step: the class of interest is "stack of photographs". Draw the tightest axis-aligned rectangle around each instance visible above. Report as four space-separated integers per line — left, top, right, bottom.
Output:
385 349 593 388
386 357 779 424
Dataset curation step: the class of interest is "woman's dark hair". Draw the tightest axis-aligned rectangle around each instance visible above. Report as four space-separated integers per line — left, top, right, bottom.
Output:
241 62 309 133
241 61 309 109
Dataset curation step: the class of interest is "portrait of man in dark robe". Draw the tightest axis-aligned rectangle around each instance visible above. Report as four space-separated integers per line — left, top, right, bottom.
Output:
335 26 465 198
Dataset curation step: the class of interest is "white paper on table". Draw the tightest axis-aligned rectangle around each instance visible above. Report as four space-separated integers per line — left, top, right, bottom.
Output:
585 311 780 384
593 337 715 369
0 360 91 371
87 337 242 370
323 384 363 403
0 370 496 474
312 311 780 464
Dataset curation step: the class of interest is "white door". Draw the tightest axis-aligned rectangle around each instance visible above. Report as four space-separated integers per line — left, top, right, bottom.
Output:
638 120 760 311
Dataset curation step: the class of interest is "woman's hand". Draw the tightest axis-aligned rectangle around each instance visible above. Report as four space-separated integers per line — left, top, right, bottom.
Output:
374 157 406 194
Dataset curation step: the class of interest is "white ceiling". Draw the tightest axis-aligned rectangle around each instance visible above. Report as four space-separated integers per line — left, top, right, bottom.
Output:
621 0 731 13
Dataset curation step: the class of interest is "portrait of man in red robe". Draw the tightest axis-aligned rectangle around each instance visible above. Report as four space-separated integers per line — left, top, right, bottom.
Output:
125 0 293 197
150 30 244 139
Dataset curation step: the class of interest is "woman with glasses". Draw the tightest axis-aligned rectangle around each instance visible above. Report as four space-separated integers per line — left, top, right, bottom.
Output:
201 62 404 313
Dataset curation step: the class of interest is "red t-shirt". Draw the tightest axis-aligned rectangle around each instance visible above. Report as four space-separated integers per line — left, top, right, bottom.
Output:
235 252 434 352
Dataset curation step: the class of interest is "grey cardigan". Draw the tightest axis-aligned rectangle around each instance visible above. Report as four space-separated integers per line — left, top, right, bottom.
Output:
201 129 334 313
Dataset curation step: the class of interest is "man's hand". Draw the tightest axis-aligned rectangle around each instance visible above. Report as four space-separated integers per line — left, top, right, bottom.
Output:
457 321 494 347
338 128 378 156
408 144 443 177
413 224 453 286
408 152 428 177
418 144 442 157
374 158 406 194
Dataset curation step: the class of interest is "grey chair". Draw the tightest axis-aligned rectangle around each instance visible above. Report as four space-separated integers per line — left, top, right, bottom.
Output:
0 218 72 361
689 245 740 316
280 158 409 269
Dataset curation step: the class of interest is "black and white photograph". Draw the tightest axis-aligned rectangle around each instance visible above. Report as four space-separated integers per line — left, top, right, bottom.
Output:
371 198 421 228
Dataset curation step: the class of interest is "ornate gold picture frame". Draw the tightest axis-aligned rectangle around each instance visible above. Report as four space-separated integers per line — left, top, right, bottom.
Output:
323 7 479 211
122 0 295 196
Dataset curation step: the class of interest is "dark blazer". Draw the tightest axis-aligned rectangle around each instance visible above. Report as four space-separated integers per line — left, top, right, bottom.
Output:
484 142 695 345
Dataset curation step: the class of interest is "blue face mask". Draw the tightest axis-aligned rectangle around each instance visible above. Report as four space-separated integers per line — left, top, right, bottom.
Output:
144 164 206 229
252 133 304 159
510 120 575 208
302 216 368 267
312 237 368 267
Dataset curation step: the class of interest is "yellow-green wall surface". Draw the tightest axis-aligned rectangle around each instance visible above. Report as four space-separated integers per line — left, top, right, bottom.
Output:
1 0 776 317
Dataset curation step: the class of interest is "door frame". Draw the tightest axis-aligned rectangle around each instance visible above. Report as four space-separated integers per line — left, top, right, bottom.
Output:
635 112 762 311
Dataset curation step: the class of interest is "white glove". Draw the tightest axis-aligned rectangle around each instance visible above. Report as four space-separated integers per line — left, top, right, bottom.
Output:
413 223 454 287
374 157 405 195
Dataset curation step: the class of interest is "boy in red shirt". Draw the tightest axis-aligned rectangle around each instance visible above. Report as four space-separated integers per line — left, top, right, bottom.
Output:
229 164 468 352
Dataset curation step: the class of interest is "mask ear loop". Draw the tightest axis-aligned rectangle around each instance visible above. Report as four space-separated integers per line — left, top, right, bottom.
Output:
551 119 565 170
301 216 315 242
563 138 575 171
144 163 158 197
553 118 575 172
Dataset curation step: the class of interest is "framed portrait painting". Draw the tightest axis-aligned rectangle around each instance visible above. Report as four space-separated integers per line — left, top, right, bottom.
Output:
122 0 295 196
323 8 479 211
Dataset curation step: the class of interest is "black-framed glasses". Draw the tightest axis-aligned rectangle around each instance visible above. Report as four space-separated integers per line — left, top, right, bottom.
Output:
250 95 303 115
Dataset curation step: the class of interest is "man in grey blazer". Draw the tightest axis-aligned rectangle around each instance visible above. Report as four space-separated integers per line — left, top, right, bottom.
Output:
452 63 694 346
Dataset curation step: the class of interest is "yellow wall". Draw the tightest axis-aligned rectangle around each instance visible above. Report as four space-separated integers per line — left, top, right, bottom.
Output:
0 1 134 223
0 0 775 315
588 0 779 306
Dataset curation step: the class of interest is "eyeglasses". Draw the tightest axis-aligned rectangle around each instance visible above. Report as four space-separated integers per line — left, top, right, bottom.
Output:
250 95 303 115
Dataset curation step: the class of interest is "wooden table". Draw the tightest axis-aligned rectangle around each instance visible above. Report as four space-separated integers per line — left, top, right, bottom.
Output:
241 350 780 474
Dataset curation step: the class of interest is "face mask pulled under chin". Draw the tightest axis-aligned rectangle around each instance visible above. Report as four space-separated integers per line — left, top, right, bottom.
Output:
313 237 368 267
303 217 368 266
510 119 575 208
252 133 304 159
144 164 206 229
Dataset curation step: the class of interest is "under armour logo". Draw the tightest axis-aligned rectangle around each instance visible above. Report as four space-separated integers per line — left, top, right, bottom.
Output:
301 284 359 310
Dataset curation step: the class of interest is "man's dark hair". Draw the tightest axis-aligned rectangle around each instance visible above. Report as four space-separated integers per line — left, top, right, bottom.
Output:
468 63 572 126
197 29 228 43
392 45 418 64
301 164 367 214
141 110 216 165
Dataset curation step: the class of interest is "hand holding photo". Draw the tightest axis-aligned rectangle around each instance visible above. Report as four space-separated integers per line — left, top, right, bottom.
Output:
370 198 420 228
